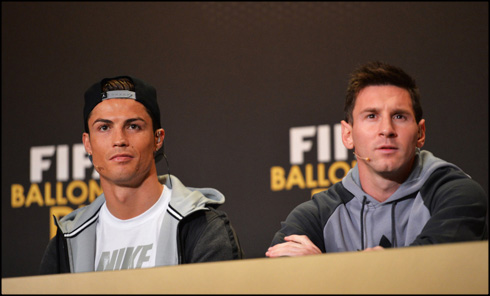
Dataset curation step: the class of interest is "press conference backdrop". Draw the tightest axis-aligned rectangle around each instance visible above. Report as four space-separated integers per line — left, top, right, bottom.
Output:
2 2 488 278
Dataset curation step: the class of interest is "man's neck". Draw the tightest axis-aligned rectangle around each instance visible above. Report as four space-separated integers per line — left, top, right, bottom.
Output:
100 175 164 220
359 173 401 202
358 163 414 203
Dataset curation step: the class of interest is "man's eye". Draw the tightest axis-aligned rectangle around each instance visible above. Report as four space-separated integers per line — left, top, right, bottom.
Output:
367 114 376 119
98 125 108 131
129 124 140 130
394 114 406 120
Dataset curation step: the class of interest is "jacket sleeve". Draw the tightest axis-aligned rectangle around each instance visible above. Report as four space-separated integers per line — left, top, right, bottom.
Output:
411 167 488 246
179 208 244 263
39 225 71 274
269 190 344 252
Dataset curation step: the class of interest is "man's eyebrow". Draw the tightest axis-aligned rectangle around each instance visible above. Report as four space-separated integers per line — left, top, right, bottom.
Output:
359 107 379 113
91 117 146 126
92 118 112 126
393 108 412 114
124 117 146 124
359 107 412 114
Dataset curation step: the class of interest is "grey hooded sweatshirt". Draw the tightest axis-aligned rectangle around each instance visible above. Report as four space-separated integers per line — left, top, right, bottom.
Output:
40 175 243 274
270 150 488 251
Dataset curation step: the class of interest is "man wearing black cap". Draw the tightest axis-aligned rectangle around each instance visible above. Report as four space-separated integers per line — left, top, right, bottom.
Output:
40 76 243 274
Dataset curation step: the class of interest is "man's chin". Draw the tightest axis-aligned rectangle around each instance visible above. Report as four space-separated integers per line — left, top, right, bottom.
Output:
101 171 141 187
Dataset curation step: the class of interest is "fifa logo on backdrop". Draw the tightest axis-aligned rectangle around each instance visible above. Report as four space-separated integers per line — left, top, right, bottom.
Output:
270 124 356 196
10 144 101 238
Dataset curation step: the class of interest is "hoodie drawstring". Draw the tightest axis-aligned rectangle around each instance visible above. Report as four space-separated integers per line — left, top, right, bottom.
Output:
360 196 399 250
360 196 368 250
391 201 398 247
360 196 401 250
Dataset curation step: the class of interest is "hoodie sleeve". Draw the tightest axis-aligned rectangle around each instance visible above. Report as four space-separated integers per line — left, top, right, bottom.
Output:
269 199 326 252
39 227 71 274
269 188 348 252
410 167 488 245
179 208 244 263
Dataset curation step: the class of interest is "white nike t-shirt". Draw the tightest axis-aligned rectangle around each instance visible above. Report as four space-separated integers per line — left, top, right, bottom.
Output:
94 186 171 271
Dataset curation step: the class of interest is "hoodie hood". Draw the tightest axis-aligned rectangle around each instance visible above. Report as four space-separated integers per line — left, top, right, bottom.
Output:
158 174 225 217
342 149 464 204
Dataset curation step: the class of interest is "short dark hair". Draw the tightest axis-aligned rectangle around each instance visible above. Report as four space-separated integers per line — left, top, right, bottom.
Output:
344 61 423 124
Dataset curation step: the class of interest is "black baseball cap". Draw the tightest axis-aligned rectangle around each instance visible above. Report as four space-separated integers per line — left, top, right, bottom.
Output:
83 75 162 133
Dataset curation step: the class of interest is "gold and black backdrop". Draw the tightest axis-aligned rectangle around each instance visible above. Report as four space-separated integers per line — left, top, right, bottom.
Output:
2 2 488 278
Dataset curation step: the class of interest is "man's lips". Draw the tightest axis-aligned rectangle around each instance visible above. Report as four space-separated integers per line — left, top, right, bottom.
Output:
375 145 398 153
110 154 134 161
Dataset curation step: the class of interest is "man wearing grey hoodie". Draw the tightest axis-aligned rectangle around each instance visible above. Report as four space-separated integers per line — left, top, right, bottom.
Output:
266 61 487 257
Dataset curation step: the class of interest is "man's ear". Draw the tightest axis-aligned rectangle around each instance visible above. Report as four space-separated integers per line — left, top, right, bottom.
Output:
82 133 92 155
416 119 426 148
341 120 354 149
154 128 165 150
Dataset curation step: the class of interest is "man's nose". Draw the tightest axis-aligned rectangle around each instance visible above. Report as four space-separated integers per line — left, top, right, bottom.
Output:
113 129 129 147
379 118 397 138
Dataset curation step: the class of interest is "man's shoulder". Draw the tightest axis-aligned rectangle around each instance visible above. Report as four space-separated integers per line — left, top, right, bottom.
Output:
425 165 474 187
180 207 229 225
421 165 487 201
312 181 354 203
287 182 354 217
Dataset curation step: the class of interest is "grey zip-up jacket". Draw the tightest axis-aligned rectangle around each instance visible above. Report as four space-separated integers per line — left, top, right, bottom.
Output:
40 175 243 274
270 150 488 251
